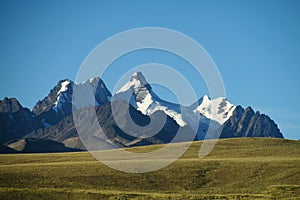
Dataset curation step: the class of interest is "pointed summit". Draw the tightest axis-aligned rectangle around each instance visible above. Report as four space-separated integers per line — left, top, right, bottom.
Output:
0 97 23 113
193 95 236 125
32 79 74 116
74 76 111 108
0 97 42 144
32 77 111 128
116 71 151 94
130 72 148 85
114 72 187 126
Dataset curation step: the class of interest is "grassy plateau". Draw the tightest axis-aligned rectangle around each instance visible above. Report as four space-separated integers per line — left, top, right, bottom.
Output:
0 138 299 199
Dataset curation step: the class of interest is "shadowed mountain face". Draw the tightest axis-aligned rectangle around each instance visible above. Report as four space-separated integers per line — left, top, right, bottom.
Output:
32 79 73 116
32 79 74 127
24 101 195 151
0 98 43 144
0 72 283 153
220 106 283 138
32 78 112 128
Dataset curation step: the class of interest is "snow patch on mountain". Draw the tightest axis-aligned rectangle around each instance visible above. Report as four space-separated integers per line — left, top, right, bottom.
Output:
53 80 72 112
57 80 70 95
115 72 187 126
149 105 187 126
117 72 148 94
73 80 100 109
73 77 112 109
136 93 153 114
115 72 237 129
193 95 236 124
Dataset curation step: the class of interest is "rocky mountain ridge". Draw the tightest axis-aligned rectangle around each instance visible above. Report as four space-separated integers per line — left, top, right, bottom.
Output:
0 72 283 153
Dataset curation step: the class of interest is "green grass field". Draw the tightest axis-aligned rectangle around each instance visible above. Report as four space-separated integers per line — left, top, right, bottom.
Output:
0 138 299 199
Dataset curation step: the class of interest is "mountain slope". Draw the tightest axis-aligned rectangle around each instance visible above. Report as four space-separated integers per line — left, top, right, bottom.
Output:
115 72 190 126
33 79 73 116
0 97 42 144
220 106 283 138
114 72 255 140
32 77 112 127
0 72 284 153
192 95 236 125
25 101 195 150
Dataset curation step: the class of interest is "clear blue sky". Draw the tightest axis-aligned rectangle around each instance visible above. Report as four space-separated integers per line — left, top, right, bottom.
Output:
0 0 299 139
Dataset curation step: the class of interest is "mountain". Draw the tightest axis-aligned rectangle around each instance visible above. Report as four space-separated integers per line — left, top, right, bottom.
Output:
0 97 42 144
189 95 236 139
33 79 73 116
32 77 111 127
114 73 283 140
115 72 187 126
220 106 282 138
192 95 236 125
0 72 283 153
114 72 246 140
0 77 112 152
24 101 195 150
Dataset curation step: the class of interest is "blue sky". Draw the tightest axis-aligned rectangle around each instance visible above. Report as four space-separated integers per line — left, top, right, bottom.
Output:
0 0 299 139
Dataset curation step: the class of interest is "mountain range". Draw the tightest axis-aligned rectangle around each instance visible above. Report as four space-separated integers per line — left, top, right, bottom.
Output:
0 72 283 153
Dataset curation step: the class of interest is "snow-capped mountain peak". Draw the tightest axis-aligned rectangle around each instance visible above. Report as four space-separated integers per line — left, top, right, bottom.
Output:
115 72 154 114
32 77 111 128
116 72 150 94
193 95 236 124
82 76 101 85
114 72 237 131
114 72 187 126
53 80 72 111
57 80 71 96
2 73 283 151
131 72 148 85
73 77 112 109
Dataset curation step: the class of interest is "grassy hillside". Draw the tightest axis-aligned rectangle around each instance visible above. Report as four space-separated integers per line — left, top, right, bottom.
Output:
0 138 299 199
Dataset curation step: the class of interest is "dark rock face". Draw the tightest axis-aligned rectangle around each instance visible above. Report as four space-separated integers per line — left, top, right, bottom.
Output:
0 97 23 113
25 101 195 150
32 79 72 115
0 75 284 153
32 78 112 127
32 79 74 126
25 114 78 146
0 97 42 144
0 77 112 151
90 77 112 105
221 106 283 138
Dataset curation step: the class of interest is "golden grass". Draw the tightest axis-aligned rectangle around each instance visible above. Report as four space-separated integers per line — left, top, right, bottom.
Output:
0 138 299 199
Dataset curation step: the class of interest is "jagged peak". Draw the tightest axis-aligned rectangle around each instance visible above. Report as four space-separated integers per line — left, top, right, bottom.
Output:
203 95 211 101
131 72 147 85
0 97 23 113
80 76 101 85
244 106 255 115
193 95 236 125
33 76 112 116
56 80 72 94
1 97 20 104
58 78 72 83
116 72 151 94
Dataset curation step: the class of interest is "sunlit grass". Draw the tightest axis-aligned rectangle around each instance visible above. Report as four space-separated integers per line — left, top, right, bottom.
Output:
0 138 299 199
